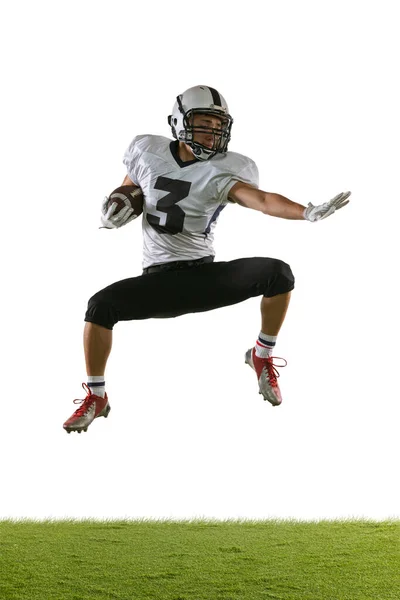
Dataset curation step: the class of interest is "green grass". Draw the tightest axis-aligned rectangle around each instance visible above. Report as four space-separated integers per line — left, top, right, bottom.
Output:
0 519 398 599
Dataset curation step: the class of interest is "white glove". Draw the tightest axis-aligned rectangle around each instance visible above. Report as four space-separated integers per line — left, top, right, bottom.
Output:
99 196 137 229
304 191 351 222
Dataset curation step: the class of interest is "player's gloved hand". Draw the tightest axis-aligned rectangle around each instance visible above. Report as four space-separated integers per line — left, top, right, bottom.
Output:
99 196 136 229
303 191 351 222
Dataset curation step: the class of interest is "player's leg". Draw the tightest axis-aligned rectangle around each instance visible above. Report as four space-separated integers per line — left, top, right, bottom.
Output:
63 321 112 433
137 257 294 406
261 292 291 337
147 256 294 407
84 322 112 376
63 269 197 434
63 280 133 434
243 291 292 407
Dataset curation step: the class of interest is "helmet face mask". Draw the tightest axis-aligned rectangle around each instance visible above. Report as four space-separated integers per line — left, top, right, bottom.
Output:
168 86 233 161
184 109 232 158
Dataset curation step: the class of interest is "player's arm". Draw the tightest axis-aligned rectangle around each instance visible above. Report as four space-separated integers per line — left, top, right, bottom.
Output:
228 182 306 220
228 182 351 222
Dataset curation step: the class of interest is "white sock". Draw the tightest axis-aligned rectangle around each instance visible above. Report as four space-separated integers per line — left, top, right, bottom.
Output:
255 332 277 358
87 375 106 398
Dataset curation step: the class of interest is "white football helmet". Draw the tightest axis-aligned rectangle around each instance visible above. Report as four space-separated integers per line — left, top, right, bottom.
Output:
168 85 233 161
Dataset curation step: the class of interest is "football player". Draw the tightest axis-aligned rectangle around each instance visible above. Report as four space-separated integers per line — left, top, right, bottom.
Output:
63 85 350 433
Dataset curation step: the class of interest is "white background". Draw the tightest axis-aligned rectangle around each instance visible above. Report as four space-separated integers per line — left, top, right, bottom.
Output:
1 0 398 521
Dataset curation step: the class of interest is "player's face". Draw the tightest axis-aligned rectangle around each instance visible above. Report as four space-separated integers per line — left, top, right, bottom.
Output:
190 113 223 149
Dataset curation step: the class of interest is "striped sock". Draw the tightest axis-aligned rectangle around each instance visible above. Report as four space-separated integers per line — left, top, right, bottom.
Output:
87 375 106 398
255 332 277 358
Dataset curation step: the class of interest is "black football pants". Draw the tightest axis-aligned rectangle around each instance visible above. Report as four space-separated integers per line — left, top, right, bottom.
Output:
84 257 295 330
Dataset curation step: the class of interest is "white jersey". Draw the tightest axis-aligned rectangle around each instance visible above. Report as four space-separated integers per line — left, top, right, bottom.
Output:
123 135 259 268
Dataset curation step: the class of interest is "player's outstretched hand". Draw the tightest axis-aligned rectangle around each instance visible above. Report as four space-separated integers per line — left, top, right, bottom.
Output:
304 191 351 222
99 196 136 229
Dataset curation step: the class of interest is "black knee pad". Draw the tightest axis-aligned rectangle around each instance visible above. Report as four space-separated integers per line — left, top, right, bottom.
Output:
260 258 295 297
84 290 118 330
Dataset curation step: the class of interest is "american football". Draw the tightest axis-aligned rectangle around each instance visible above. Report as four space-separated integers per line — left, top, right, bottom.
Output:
106 184 144 217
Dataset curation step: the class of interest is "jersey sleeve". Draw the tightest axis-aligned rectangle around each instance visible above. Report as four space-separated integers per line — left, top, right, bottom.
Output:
217 158 259 204
122 135 144 185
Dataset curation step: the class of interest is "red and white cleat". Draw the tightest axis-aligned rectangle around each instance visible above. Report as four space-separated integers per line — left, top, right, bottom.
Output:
245 348 287 406
63 383 111 433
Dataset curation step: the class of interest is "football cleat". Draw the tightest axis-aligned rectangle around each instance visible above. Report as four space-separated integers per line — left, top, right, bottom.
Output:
63 383 111 433
245 348 287 406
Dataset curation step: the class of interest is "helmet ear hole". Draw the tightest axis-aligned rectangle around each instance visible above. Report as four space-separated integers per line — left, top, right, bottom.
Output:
168 115 172 126
173 118 177 125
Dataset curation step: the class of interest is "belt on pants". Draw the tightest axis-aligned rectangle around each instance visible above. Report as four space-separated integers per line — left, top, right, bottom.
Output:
142 255 214 275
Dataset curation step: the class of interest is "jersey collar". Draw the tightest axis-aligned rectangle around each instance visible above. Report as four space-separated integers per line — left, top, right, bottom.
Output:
169 140 199 168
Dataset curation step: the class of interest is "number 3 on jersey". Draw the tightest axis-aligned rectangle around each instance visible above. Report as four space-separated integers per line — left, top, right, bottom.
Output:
146 176 191 235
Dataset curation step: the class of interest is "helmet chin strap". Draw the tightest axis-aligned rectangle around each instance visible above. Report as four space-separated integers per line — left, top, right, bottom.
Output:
190 142 215 161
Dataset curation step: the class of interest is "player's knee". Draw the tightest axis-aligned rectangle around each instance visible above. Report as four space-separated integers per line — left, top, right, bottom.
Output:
264 258 295 296
84 291 119 330
275 258 295 288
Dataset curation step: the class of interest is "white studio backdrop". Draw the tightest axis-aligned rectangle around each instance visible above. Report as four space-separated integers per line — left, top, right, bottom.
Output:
0 0 398 520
